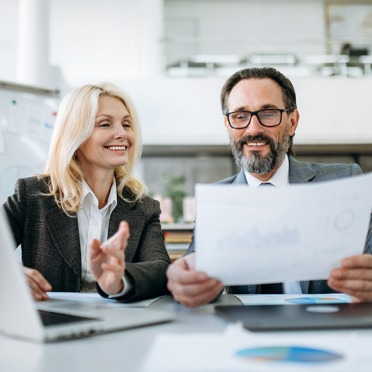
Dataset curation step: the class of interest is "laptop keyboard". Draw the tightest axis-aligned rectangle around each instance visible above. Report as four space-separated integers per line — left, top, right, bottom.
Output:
38 309 99 326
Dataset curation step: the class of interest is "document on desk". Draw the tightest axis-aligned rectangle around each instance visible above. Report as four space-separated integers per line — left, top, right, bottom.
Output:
235 293 352 306
195 172 372 285
47 292 163 307
142 324 372 372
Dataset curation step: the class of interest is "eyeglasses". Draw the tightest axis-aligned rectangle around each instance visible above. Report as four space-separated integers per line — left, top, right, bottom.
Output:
225 108 290 129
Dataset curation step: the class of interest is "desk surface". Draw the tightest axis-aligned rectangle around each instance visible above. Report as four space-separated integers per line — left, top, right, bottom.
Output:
1 295 371 372
0 295 240 372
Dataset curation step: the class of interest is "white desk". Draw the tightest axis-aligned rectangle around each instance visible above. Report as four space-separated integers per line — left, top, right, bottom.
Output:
1 295 372 372
0 295 238 372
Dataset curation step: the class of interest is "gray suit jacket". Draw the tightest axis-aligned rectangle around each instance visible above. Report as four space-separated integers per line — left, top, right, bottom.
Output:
2 176 171 302
187 156 372 295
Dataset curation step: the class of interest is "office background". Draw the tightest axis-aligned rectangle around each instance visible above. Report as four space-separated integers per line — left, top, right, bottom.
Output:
1 4 372 370
1 0 372 214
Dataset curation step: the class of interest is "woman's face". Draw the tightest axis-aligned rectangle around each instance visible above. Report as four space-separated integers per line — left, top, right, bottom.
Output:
76 95 135 176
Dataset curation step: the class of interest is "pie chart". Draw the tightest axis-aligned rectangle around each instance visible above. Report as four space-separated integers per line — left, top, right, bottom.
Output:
235 345 343 363
285 296 348 304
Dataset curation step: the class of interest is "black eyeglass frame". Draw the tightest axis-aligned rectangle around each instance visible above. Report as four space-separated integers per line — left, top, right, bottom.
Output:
225 108 291 129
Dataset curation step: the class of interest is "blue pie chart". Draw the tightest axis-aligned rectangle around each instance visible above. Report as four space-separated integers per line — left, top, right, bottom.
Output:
285 297 347 304
235 345 343 364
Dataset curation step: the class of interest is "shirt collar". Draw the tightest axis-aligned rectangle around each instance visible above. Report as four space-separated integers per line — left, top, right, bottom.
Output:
81 179 117 211
244 155 289 188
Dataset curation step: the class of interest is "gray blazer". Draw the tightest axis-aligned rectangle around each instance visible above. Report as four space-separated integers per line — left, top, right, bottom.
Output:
2 176 171 302
187 156 372 295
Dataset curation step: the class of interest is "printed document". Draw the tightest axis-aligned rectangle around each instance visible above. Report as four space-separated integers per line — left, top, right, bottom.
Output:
142 323 372 372
195 173 372 285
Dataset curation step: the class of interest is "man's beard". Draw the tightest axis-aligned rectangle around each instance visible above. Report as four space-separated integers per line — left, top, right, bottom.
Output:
230 131 290 174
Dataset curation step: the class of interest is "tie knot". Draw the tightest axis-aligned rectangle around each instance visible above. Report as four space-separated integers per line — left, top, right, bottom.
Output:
259 182 274 187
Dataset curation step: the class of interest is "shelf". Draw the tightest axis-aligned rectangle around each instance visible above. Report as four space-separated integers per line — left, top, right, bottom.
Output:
162 223 194 261
166 243 189 261
161 223 194 230
166 243 190 251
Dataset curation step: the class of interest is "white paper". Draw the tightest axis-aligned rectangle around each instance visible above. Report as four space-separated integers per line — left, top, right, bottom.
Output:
235 293 352 306
47 292 163 307
0 117 5 154
141 323 372 371
195 173 372 285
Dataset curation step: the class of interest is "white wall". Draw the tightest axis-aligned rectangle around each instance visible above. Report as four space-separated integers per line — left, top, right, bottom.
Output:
1 0 330 86
0 0 164 85
120 76 372 146
0 0 19 80
164 0 327 64
0 0 371 147
50 0 165 83
120 78 225 145
50 0 139 82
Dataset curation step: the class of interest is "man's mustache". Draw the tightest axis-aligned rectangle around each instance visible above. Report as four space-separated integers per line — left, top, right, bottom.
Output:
235 135 275 152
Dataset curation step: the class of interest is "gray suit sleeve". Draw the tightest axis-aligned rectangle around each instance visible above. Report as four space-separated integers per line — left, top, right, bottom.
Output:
365 215 372 255
185 235 195 255
350 163 372 254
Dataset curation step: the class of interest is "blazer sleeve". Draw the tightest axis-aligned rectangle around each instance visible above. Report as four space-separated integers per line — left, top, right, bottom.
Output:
98 196 171 302
1 178 28 246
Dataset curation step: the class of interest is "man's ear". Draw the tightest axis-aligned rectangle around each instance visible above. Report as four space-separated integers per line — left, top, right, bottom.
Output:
223 115 229 130
289 109 300 136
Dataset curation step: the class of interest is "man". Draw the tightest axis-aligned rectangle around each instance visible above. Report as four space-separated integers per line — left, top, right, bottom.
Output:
166 67 372 307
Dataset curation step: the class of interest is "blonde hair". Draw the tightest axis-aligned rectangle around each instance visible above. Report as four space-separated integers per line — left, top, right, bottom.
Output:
40 82 146 215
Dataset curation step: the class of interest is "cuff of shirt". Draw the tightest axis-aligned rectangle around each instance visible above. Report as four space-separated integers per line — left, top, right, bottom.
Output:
107 275 132 298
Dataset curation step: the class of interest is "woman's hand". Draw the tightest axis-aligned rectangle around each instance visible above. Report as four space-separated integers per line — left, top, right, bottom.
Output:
22 266 52 301
88 221 129 295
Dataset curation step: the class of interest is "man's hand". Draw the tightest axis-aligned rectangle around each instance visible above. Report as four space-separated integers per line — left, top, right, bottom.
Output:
88 221 129 295
328 254 372 302
22 267 52 301
166 253 223 307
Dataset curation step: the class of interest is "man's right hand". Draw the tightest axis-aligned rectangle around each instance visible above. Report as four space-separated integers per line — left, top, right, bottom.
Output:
166 253 223 307
22 267 52 301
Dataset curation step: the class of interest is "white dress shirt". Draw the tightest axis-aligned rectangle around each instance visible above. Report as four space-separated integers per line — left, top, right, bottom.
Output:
244 156 302 294
77 179 131 297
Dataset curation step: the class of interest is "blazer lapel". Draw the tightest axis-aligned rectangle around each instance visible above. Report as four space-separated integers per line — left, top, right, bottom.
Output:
45 202 81 278
288 156 316 184
108 196 145 261
108 196 137 236
232 169 248 185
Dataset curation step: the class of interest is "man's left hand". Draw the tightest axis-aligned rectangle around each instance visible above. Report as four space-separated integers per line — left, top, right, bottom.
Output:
328 254 372 302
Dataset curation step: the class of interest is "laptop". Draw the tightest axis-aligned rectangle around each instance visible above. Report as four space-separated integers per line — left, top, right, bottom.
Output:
215 303 372 332
0 211 175 342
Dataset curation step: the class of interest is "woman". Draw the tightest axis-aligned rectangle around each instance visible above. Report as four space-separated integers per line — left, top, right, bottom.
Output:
2 83 170 302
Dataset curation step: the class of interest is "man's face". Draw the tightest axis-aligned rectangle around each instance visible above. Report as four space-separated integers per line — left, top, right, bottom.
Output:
224 78 299 180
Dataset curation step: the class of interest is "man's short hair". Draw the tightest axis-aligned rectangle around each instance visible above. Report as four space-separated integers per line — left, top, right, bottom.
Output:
220 67 297 114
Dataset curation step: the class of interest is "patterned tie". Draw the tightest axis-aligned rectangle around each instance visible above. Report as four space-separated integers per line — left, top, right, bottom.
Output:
258 182 283 294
